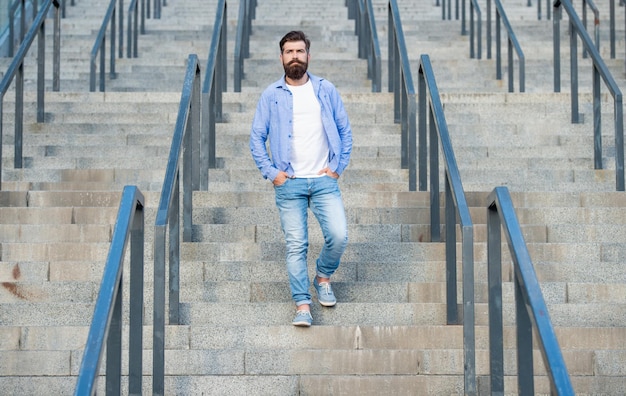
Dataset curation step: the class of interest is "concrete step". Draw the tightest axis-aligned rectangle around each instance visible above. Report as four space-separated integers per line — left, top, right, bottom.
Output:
2 0 626 393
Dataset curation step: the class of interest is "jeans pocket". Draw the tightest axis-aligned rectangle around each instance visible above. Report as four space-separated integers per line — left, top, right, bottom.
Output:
274 178 289 188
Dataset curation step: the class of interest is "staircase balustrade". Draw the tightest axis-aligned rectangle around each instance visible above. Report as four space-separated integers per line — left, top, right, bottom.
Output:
487 0 525 92
234 0 256 92
553 0 625 191
0 0 60 190
126 0 145 58
62 0 76 17
438 0 483 66
609 0 626 60
150 0 164 19
153 53 201 396
90 0 146 91
469 0 482 59
531 0 552 20
75 185 145 396
8 0 33 57
441 0 460 25
353 0 381 92
581 0 600 58
388 0 418 191
202 0 227 178
5 0 68 55
418 53 476 396
487 186 574 395
534 0 601 57
89 0 119 91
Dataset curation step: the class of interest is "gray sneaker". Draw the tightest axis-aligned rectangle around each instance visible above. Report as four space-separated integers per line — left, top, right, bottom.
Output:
292 310 312 327
314 278 337 307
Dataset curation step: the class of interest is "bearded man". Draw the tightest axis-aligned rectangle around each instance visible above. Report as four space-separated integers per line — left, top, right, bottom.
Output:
249 30 353 327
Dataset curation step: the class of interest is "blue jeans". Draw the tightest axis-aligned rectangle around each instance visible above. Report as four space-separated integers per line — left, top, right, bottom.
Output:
274 176 348 306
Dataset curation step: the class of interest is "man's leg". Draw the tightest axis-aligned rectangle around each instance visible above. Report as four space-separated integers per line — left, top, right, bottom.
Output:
275 178 312 307
309 176 348 306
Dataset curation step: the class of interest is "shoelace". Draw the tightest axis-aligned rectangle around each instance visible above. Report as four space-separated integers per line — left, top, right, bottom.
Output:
296 310 311 317
318 282 333 296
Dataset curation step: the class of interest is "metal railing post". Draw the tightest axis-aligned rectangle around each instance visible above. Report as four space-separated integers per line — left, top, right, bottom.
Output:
118 0 124 57
388 1 417 188
89 0 118 91
610 0 615 58
469 0 481 59
489 0 525 92
355 0 381 92
487 187 574 394
75 186 145 395
37 15 45 123
570 20 581 123
487 198 504 393
203 0 227 175
53 0 61 91
553 4 561 92
128 188 144 395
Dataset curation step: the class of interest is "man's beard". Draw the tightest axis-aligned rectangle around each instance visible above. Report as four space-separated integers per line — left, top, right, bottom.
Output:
284 60 307 80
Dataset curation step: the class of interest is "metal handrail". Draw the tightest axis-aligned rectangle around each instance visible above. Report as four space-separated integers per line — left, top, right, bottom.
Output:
532 0 552 20
153 54 201 396
553 0 625 191
439 0 481 60
347 0 355 19
126 0 145 58
0 0 60 190
441 0 448 20
7 0 72 55
469 0 481 59
534 0 601 45
487 186 574 395
89 0 118 92
151 0 164 19
610 0 617 59
202 0 227 179
441 0 460 26
74 185 145 396
355 0 381 92
608 0 626 60
388 0 418 190
234 0 255 92
581 0 600 58
418 54 476 396
8 0 33 57
487 0 525 92
62 0 77 18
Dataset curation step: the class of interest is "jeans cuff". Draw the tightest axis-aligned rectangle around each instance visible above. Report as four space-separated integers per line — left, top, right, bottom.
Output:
296 299 312 307
316 272 332 279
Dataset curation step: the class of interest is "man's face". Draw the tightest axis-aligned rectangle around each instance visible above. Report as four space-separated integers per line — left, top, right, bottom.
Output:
281 40 309 80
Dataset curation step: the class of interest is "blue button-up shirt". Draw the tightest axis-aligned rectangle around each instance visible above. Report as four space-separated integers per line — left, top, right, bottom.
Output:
250 73 353 182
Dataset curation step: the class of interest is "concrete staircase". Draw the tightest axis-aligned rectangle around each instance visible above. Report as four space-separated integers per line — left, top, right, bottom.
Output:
0 0 624 394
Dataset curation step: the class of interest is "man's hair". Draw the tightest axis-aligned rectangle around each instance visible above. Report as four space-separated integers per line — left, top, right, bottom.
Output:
279 31 310 53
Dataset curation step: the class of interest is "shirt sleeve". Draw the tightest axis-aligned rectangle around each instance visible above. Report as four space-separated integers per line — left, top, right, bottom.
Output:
331 88 353 176
250 93 280 182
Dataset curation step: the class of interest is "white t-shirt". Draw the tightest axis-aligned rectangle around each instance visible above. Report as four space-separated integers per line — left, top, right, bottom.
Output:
287 80 329 178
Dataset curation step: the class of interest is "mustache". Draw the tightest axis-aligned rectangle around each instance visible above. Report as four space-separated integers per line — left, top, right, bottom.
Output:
284 59 307 80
